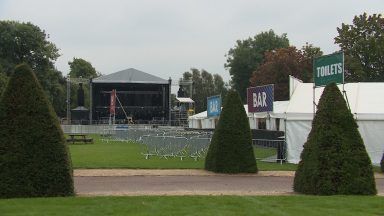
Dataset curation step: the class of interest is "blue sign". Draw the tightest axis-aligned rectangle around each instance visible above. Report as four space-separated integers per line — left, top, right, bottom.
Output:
207 95 221 117
247 84 274 113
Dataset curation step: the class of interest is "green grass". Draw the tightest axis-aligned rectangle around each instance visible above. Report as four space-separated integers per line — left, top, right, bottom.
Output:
69 135 297 170
1 195 383 216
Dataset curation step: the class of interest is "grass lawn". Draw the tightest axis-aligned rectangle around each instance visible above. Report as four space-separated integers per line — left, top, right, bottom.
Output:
1 195 383 216
69 135 297 170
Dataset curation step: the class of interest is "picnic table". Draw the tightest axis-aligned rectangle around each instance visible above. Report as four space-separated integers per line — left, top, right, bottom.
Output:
66 134 93 144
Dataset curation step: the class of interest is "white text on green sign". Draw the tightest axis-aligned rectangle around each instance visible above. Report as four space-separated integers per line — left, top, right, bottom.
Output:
313 52 344 87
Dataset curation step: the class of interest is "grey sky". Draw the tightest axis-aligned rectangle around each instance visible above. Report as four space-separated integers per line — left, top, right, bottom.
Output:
1 0 383 84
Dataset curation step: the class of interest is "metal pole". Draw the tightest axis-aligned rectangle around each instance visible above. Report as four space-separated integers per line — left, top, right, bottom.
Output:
312 57 316 118
313 85 316 117
168 78 172 125
89 79 92 125
66 75 71 124
341 52 351 111
190 81 193 98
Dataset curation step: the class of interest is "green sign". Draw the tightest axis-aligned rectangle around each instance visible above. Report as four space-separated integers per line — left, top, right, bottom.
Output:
313 52 344 87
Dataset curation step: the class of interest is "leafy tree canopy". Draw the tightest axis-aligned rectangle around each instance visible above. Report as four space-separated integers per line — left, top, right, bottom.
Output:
335 13 384 82
180 69 228 113
250 45 321 100
0 68 8 97
0 21 66 116
225 30 289 101
68 57 99 79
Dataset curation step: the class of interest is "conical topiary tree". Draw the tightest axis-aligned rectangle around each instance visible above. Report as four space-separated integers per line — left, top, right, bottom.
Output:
381 153 384 173
0 63 74 198
293 82 376 195
205 90 257 173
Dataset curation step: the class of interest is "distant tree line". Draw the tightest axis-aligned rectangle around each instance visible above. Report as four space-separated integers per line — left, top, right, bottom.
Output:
226 13 384 101
0 21 98 117
178 69 229 113
1 12 382 116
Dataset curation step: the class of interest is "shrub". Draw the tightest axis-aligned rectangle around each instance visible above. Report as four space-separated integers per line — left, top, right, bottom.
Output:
293 82 376 195
0 63 74 198
205 90 257 173
381 153 384 173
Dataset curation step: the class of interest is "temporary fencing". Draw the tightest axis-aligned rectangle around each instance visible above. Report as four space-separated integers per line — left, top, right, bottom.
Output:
140 134 211 160
99 126 212 160
252 138 286 163
96 125 285 163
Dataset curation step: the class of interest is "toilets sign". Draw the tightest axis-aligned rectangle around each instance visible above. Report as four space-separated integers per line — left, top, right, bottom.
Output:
247 85 274 113
314 52 344 87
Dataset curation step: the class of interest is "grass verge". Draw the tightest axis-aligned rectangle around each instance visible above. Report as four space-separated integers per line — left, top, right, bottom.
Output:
1 195 383 216
69 135 297 170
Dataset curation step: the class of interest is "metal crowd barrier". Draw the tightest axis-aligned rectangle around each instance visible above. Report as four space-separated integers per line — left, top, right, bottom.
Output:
140 135 211 160
252 138 286 164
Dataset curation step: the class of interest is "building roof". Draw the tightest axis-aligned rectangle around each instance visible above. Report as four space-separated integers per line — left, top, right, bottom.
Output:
92 68 169 84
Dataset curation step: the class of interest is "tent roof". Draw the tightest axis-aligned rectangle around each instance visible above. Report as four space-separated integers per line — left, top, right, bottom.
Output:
176 97 194 103
286 81 384 120
189 101 289 120
92 68 169 84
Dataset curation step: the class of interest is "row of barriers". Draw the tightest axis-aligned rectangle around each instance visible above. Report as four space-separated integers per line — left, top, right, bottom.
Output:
62 124 286 162
100 127 213 160
140 135 211 160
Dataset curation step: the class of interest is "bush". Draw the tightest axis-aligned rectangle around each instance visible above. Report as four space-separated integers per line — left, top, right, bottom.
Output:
293 82 376 195
381 153 384 173
205 90 257 173
0 63 74 198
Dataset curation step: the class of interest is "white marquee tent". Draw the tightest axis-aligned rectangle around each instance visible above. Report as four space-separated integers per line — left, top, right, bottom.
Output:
188 102 289 131
286 78 384 165
188 76 384 165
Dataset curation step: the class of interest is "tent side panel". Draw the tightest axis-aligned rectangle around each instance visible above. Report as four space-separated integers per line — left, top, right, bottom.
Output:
286 120 312 164
357 121 384 165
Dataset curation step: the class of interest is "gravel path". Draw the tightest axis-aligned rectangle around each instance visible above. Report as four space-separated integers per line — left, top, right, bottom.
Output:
73 169 384 196
74 169 296 177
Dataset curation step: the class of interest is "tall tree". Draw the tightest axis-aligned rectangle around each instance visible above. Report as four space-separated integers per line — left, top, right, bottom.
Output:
213 74 228 101
301 42 323 60
180 69 228 113
201 70 214 110
335 13 384 82
0 68 7 96
67 58 98 109
250 46 315 100
225 30 289 100
68 57 98 79
0 21 65 116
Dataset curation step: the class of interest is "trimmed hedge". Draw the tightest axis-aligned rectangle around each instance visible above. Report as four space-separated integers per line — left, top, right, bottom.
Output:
381 153 384 173
0 63 74 198
293 82 376 195
205 90 257 173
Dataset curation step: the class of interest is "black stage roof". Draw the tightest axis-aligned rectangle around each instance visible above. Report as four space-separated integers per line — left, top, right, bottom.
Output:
92 68 169 84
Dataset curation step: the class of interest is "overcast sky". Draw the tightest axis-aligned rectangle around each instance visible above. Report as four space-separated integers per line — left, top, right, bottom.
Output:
1 0 383 83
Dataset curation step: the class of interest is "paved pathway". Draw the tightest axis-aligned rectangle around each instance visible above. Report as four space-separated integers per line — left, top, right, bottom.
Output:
74 169 384 196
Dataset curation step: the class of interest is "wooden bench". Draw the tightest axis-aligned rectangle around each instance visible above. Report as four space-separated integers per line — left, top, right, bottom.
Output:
66 134 93 144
